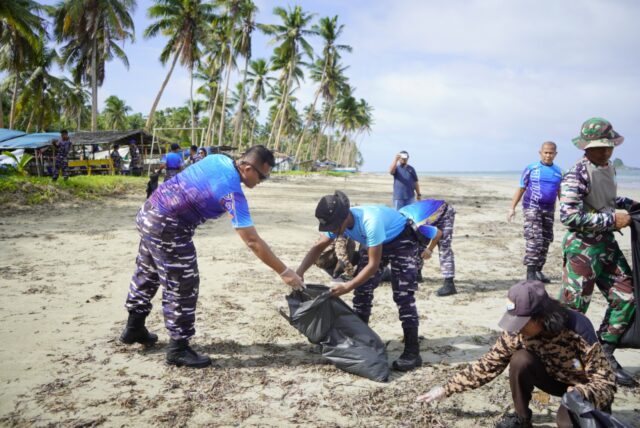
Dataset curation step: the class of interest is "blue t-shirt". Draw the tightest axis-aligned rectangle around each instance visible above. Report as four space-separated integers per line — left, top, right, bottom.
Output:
149 154 253 228
399 199 446 240
166 152 184 170
393 164 418 199
326 205 407 248
520 161 562 211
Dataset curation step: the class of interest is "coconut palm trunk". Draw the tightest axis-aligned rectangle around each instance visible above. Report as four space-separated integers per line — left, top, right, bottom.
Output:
232 54 250 149
146 46 182 130
248 97 261 146
9 76 19 129
0 92 4 128
205 81 221 146
293 59 327 163
273 61 295 152
216 47 234 147
91 40 98 131
190 69 196 146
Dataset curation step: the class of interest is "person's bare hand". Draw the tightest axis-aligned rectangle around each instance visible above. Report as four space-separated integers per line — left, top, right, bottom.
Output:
416 386 446 403
330 282 351 297
280 267 305 290
615 212 631 229
507 209 516 222
421 248 433 260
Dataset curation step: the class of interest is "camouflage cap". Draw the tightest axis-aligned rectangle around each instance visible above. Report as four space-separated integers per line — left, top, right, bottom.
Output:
572 117 624 150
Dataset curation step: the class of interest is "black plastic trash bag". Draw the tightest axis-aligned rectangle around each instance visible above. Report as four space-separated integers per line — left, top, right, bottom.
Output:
280 283 390 382
561 390 630 428
619 207 640 349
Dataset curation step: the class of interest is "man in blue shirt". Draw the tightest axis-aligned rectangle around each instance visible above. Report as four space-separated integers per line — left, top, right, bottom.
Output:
120 145 304 368
508 142 562 282
390 151 421 209
297 191 424 371
158 143 185 181
400 199 457 296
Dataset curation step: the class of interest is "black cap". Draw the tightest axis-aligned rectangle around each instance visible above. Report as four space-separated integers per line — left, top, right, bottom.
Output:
316 190 350 232
498 280 549 333
170 143 180 151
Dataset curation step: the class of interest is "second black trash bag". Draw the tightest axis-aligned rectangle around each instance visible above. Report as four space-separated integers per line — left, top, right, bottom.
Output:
281 283 390 382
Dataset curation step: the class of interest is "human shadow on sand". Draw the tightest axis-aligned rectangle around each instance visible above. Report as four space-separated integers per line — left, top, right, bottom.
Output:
129 331 499 374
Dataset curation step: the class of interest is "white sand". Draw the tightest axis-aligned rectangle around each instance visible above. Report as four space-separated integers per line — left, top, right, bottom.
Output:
0 173 638 427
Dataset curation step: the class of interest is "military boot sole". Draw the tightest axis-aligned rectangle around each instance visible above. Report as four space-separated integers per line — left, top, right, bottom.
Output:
165 355 212 369
436 286 457 297
119 329 159 346
392 356 423 372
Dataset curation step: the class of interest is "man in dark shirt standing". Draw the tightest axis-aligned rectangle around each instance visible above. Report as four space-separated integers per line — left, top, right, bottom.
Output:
390 151 421 210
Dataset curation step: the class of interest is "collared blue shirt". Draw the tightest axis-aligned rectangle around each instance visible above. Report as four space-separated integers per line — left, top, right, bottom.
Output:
520 161 562 211
149 154 253 228
393 164 418 199
327 205 407 248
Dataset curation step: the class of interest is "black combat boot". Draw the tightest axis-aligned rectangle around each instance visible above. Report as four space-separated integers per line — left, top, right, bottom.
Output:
119 312 158 346
392 327 422 371
166 339 212 368
436 277 457 296
601 342 637 386
526 265 537 281
495 410 532 428
535 268 551 283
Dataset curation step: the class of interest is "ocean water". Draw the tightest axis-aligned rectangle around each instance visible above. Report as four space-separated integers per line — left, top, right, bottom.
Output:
412 169 640 189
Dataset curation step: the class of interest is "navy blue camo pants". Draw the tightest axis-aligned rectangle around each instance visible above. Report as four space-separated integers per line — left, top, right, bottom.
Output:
352 227 420 328
125 201 199 340
523 208 554 268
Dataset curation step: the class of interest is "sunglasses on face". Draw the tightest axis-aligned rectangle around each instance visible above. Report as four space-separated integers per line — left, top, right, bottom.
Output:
241 161 270 181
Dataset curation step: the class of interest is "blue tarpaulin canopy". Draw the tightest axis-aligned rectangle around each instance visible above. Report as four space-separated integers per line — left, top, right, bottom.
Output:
0 128 27 143
0 132 60 150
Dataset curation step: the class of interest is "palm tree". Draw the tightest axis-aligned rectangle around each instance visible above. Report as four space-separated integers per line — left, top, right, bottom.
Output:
61 79 90 130
310 60 349 162
264 49 305 149
102 95 131 129
15 46 67 132
258 5 316 151
51 0 136 132
144 0 215 140
293 15 351 163
245 58 274 146
0 0 45 128
230 0 257 147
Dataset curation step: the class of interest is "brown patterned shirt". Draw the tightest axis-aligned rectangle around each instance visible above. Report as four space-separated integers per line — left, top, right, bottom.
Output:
442 329 615 408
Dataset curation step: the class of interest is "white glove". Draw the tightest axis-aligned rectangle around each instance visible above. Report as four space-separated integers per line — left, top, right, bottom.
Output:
416 386 446 403
507 208 516 223
280 267 305 290
421 248 433 260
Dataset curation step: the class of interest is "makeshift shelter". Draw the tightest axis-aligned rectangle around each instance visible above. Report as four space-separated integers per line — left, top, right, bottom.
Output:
0 128 26 143
0 132 61 176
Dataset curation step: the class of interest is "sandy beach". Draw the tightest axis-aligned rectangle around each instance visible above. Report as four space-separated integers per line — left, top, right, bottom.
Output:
0 173 638 427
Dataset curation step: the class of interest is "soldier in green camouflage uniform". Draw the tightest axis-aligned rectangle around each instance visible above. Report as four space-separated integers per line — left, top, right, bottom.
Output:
559 117 637 387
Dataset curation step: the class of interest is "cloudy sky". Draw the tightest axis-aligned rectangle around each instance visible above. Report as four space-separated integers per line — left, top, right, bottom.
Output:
50 0 640 171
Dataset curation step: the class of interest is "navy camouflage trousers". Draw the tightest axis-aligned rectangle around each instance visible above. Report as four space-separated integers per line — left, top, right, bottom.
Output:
125 201 200 340
523 208 554 268
353 226 420 328
418 205 456 279
52 156 69 180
